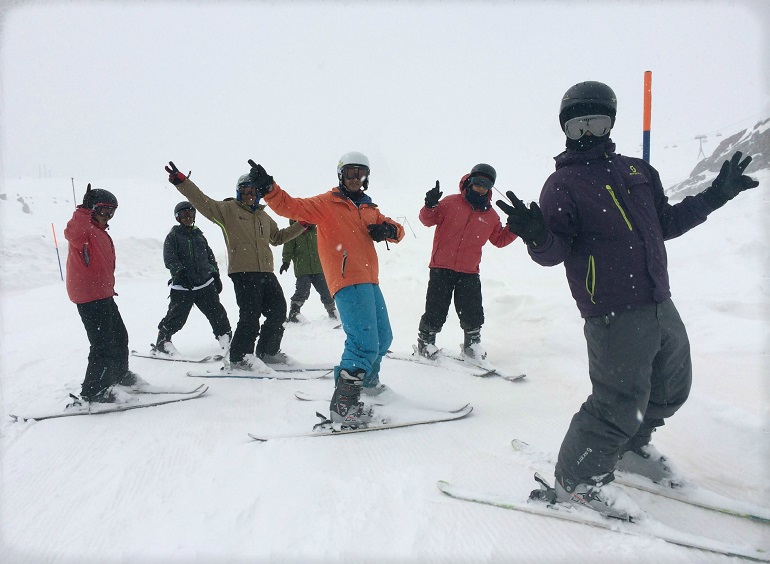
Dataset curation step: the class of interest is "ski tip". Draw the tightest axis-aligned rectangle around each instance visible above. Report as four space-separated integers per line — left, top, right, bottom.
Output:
247 433 268 442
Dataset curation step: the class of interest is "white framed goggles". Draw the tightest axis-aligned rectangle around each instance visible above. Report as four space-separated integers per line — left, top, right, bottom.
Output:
564 114 612 140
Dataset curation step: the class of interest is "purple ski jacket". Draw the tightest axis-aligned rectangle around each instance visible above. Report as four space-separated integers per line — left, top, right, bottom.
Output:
529 140 714 318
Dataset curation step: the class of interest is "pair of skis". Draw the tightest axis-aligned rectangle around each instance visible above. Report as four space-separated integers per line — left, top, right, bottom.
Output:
9 384 209 422
385 350 526 382
131 347 335 379
437 439 769 562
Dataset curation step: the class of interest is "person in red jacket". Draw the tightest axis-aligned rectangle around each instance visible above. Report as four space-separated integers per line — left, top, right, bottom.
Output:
65 185 147 403
416 164 516 362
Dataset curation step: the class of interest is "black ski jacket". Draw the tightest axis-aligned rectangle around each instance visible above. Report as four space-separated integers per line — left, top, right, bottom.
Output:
163 224 219 287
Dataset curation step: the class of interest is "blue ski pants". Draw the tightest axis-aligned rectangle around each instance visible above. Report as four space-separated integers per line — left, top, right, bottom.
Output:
333 283 393 388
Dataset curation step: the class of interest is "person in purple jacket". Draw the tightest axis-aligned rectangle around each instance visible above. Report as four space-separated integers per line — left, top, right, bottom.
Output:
416 164 516 362
497 81 759 519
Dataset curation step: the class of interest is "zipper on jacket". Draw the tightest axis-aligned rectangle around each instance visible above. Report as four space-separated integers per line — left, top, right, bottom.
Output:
605 185 633 231
585 255 596 304
341 249 347 278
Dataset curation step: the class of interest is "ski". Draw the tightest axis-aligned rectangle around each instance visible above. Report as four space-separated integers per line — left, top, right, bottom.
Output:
443 352 527 382
436 477 768 562
131 349 223 363
386 350 494 377
187 368 330 380
247 404 473 441
510 439 770 524
293 390 471 413
386 350 525 382
124 383 207 395
9 386 209 422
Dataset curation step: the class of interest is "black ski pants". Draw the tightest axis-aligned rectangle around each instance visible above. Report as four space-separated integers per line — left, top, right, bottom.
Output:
76 297 129 399
290 273 335 309
157 284 231 341
419 268 484 333
556 299 692 483
229 272 287 362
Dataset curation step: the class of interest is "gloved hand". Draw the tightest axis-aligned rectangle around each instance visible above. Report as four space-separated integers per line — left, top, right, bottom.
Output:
247 159 275 196
702 151 759 210
425 181 443 208
212 272 223 294
165 161 188 185
279 262 290 275
80 183 92 208
176 270 193 290
368 222 397 242
496 190 550 248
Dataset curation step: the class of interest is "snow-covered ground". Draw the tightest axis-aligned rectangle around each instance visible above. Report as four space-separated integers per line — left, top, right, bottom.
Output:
0 172 767 563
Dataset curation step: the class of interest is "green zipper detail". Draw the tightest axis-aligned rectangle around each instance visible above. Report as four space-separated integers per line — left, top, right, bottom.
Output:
585 255 596 304
605 185 633 231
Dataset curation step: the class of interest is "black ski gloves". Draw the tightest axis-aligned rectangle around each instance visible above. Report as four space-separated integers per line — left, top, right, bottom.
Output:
247 159 275 196
496 190 550 248
213 272 223 294
702 151 759 210
425 181 443 208
279 262 290 275
176 271 193 290
165 161 188 185
368 222 397 242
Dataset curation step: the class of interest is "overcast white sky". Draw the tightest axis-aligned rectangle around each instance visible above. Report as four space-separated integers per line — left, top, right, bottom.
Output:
1 0 768 200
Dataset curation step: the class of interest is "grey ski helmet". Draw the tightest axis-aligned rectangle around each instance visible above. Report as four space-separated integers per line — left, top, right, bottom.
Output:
469 163 496 184
174 201 195 219
558 81 617 131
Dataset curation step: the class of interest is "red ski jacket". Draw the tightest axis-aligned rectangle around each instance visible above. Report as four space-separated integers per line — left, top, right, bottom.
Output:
419 174 516 274
64 207 116 304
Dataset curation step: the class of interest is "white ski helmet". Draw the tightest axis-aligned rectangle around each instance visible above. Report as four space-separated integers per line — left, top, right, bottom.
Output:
337 151 370 180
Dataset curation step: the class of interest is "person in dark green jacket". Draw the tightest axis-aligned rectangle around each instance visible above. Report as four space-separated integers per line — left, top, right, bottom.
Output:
155 201 231 356
280 220 337 322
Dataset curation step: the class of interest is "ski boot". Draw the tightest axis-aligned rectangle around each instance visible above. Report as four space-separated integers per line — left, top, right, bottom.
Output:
330 369 372 430
461 328 487 361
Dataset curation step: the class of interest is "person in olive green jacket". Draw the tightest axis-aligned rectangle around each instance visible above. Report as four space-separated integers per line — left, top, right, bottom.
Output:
164 162 304 370
280 220 337 322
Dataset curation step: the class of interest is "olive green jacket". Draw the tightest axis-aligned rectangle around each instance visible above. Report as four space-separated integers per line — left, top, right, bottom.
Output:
176 179 304 274
282 224 324 277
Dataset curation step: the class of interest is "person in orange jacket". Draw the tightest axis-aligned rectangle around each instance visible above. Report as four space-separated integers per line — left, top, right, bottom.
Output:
249 152 405 429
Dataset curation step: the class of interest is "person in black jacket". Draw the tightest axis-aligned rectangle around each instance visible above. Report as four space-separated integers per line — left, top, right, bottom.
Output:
155 202 231 356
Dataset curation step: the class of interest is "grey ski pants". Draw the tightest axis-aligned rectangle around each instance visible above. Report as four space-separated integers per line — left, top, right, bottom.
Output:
556 299 692 483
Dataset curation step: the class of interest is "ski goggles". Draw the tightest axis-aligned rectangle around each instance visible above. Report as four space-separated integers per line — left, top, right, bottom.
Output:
564 115 612 140
94 205 116 218
176 208 196 219
469 176 494 190
238 183 258 195
342 165 369 181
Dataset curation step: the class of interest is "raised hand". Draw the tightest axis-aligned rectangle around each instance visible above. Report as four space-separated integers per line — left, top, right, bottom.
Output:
703 151 760 209
165 161 187 185
496 190 549 247
425 180 443 208
247 159 275 196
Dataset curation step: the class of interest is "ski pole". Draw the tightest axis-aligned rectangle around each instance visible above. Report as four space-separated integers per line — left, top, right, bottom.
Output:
71 178 76 207
51 223 64 281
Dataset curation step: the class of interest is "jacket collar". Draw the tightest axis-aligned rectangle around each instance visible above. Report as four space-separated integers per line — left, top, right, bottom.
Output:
554 138 616 169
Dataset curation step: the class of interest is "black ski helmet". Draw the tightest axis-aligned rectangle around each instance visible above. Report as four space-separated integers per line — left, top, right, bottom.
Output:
469 163 496 184
174 201 195 219
558 81 617 131
83 188 118 210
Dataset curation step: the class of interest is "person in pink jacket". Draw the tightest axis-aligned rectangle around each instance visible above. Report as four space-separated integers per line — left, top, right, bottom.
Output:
65 185 147 403
416 164 516 361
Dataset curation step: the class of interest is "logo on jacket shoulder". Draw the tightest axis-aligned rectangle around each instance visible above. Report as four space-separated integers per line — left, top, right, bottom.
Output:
629 165 642 176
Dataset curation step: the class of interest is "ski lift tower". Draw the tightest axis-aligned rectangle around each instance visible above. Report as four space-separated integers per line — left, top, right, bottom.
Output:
694 135 708 160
